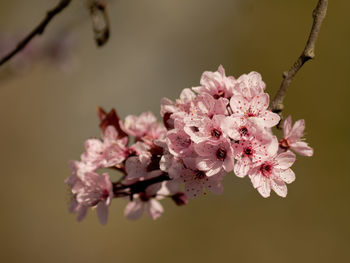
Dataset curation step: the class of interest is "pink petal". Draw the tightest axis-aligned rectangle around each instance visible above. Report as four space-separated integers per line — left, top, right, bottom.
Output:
271 179 287 197
96 202 109 225
250 93 269 113
261 111 280 128
196 158 216 171
290 141 314 157
234 159 250 178
185 181 203 199
249 172 262 189
277 168 295 184
257 180 271 198
146 199 164 220
283 116 292 137
205 164 222 177
194 141 217 156
124 200 144 220
275 151 296 169
206 180 223 195
223 156 234 172
229 95 248 116
288 119 305 141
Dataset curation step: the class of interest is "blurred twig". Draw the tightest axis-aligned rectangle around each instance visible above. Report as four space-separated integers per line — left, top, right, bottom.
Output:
270 0 328 125
0 0 72 67
88 1 110 47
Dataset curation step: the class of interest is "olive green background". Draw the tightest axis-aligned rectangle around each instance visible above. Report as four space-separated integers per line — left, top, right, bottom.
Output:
0 0 349 262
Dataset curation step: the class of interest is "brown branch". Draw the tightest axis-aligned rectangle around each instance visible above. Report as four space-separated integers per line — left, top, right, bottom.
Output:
0 0 72 67
270 0 328 118
89 1 110 47
113 173 171 197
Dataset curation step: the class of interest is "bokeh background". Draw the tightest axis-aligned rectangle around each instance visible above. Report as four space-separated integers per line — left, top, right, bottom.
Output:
0 0 349 262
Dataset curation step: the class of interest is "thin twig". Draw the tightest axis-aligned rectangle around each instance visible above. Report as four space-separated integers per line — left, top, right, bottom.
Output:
270 0 328 119
0 0 72 67
89 1 110 47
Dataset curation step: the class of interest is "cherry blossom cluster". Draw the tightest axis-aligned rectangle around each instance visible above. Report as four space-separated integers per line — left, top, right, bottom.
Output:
65 65 313 225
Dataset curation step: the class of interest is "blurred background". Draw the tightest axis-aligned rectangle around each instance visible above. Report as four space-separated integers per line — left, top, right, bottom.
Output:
0 0 349 262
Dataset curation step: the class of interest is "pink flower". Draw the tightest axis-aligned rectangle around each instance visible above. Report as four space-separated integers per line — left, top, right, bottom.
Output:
190 93 228 119
280 116 313 156
230 93 280 128
124 197 164 220
81 126 128 169
192 65 235 99
68 172 113 225
166 121 194 158
249 151 296 198
121 111 160 138
125 155 163 182
233 136 278 178
124 182 168 220
180 162 225 198
195 138 234 176
184 115 230 144
233 71 266 100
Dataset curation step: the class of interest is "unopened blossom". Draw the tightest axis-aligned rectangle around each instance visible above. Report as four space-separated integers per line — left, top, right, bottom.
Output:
249 151 296 198
280 116 313 156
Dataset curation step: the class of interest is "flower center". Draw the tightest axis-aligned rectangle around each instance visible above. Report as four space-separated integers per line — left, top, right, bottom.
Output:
213 90 225 99
195 171 206 180
260 163 273 177
243 147 253 157
279 138 290 150
211 128 222 139
216 147 227 160
239 126 248 136
101 189 110 200
139 192 151 202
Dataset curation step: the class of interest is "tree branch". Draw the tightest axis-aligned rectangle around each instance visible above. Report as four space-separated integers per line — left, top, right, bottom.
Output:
270 0 328 117
113 173 171 197
0 0 72 67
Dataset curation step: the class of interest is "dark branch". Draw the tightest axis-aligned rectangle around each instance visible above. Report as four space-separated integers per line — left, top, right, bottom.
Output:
113 173 171 197
0 0 72 67
270 0 328 120
89 1 110 47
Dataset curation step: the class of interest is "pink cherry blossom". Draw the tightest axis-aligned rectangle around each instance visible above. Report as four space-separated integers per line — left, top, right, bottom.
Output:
68 172 113 225
195 138 234 176
230 93 280 128
233 71 266 100
280 116 314 156
124 182 169 220
121 111 159 138
249 151 296 198
192 65 235 99
233 136 278 178
81 125 128 169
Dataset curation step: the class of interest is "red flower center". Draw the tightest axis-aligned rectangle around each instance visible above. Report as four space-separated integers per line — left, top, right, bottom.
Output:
243 147 253 157
211 128 222 139
260 163 273 177
216 147 227 160
239 126 248 136
279 138 290 150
